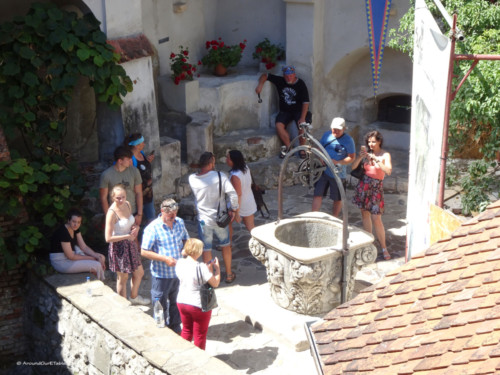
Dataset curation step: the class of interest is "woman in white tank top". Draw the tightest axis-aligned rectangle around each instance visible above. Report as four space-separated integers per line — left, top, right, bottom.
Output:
226 150 257 244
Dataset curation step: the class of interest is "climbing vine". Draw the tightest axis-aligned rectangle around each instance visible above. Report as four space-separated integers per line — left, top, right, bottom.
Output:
0 3 133 271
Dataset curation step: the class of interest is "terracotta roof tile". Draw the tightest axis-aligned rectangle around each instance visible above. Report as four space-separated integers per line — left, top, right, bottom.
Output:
312 201 500 374
485 216 500 229
412 348 455 371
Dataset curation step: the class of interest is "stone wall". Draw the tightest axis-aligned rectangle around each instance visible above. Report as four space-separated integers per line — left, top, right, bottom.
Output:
0 127 27 367
22 273 234 375
0 266 26 367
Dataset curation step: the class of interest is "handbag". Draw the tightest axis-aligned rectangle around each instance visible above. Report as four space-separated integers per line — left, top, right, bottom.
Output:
350 162 365 179
197 264 218 312
216 171 231 228
251 173 270 218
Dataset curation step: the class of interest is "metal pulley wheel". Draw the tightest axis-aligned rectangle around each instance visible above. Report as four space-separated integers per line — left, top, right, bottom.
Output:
295 154 326 187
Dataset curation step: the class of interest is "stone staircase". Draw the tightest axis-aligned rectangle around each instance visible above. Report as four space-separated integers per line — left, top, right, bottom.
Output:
155 69 409 210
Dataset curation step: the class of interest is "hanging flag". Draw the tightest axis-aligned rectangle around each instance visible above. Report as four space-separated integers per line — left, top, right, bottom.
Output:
365 0 392 96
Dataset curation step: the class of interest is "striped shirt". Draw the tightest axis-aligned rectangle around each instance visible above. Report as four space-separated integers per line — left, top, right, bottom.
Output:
141 216 189 278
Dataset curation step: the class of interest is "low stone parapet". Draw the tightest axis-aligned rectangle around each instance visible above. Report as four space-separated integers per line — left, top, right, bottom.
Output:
23 273 234 374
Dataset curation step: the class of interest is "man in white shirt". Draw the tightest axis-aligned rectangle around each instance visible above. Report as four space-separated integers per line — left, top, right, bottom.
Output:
189 152 239 284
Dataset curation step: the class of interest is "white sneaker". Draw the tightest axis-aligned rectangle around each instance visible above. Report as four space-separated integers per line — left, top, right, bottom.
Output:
129 295 151 305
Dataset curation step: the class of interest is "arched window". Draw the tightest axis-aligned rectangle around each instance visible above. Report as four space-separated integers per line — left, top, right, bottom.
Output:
377 95 411 123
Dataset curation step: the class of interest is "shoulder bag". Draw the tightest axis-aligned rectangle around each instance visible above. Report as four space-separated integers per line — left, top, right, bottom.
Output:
197 264 218 312
350 161 365 179
216 171 231 228
250 173 270 218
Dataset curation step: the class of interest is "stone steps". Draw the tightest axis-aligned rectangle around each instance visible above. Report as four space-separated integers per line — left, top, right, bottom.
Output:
213 127 281 163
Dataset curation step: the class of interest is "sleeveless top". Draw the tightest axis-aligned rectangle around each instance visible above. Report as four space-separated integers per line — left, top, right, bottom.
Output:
229 168 257 217
109 205 135 236
364 162 385 180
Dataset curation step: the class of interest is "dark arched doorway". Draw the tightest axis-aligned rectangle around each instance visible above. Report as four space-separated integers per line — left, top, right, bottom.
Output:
377 95 411 124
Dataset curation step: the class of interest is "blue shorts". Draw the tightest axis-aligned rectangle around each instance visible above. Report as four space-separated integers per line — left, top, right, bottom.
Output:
313 173 346 202
197 221 230 251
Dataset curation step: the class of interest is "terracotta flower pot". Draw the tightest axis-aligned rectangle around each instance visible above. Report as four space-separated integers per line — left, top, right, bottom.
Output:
214 63 227 77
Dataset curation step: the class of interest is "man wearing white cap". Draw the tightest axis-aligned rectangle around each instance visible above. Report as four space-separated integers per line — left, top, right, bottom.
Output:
255 65 312 158
312 117 355 217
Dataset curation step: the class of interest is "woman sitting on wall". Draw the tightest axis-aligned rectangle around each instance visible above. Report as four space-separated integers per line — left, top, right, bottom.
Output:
50 208 106 280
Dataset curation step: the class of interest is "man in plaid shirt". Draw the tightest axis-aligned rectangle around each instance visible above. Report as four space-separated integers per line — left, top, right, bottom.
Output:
141 198 189 333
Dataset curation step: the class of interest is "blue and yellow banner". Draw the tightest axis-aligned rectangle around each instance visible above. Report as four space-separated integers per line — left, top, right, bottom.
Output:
365 0 392 96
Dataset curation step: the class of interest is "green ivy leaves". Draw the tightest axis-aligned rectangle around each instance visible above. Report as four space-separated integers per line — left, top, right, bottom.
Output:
0 2 133 271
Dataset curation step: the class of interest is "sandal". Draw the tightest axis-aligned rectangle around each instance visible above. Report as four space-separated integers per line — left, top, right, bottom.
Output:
382 248 391 260
225 273 236 284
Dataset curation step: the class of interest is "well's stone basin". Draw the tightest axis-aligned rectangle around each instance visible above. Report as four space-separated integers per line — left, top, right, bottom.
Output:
249 212 377 315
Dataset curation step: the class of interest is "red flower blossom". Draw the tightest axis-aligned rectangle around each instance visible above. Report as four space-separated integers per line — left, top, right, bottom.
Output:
265 62 275 70
218 37 222 40
181 58 186 63
220 42 224 48
211 40 218 45
205 41 210 49
212 45 218 50
198 60 202 65
256 47 262 54
192 66 196 72
239 43 246 50
182 50 189 56
170 53 176 59
174 77 180 85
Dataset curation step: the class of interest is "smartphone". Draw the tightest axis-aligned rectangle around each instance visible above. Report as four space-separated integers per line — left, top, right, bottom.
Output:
149 150 155 155
361 146 367 152
207 258 216 265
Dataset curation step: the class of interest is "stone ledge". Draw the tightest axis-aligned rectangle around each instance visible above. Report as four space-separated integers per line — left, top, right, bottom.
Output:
42 274 234 374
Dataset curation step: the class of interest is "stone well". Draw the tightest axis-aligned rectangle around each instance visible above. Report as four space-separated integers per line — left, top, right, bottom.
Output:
249 212 377 315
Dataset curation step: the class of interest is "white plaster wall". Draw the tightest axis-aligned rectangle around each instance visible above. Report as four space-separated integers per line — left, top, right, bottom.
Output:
312 0 412 135
141 0 214 76
102 0 142 39
214 0 286 68
119 56 162 190
284 0 315 89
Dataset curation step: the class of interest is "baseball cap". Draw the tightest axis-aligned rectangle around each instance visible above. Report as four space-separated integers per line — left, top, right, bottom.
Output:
330 117 346 130
282 65 295 75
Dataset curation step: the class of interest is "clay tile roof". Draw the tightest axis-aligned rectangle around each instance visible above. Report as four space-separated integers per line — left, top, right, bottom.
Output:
311 200 500 374
107 34 154 63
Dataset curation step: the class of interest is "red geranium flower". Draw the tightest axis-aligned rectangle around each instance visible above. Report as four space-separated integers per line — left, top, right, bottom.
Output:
182 50 188 56
170 53 176 59
205 41 210 49
198 60 202 65
211 40 218 45
239 43 246 50
212 46 218 50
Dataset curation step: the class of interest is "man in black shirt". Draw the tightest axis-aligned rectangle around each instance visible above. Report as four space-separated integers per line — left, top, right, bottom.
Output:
255 65 312 158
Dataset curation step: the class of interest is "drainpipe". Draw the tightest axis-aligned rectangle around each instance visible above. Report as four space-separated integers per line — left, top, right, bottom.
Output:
277 140 351 303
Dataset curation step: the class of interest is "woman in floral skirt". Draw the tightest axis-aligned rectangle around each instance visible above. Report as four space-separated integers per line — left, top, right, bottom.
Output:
105 184 149 305
351 130 392 260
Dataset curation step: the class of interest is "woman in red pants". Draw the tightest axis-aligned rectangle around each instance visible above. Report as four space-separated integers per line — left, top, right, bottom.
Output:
175 238 221 349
